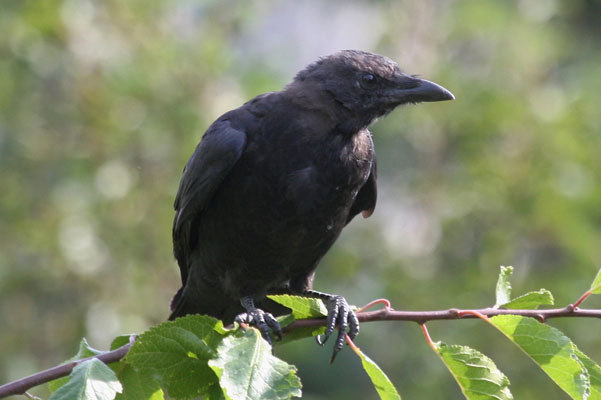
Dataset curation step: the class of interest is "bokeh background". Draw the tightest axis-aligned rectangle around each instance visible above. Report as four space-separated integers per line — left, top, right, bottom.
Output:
2 0 601 398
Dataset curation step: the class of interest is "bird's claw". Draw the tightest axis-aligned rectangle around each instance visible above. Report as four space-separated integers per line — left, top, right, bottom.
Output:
315 295 359 363
234 308 282 345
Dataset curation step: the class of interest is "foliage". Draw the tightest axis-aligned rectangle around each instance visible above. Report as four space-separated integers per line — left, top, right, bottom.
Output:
49 359 122 400
346 341 401 400
491 315 590 399
494 265 554 309
31 268 601 399
423 267 601 400
435 343 512 400
208 329 302 400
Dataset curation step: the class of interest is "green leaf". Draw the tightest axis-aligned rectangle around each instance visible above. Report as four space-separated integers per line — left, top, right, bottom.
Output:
573 347 601 400
494 266 554 309
268 295 328 319
110 335 135 351
494 266 513 307
208 329 302 400
491 315 589 399
350 345 401 400
48 371 72 392
115 363 164 400
126 315 227 399
590 269 601 294
205 382 227 400
49 358 122 400
49 338 108 392
502 289 554 309
75 338 107 358
269 295 327 344
435 342 512 400
275 316 326 345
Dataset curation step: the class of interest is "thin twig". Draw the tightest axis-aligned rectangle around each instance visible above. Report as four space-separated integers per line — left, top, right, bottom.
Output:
284 305 601 330
0 336 135 398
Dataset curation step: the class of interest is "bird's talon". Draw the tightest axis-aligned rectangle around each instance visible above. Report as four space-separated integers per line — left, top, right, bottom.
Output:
316 334 327 346
329 349 340 364
315 294 360 362
234 313 249 324
264 312 283 341
234 307 281 345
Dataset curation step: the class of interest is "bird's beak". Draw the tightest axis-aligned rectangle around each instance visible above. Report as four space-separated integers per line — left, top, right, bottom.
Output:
390 77 455 103
409 78 454 102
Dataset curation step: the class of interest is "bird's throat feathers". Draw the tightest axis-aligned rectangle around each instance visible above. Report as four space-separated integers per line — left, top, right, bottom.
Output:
283 82 380 136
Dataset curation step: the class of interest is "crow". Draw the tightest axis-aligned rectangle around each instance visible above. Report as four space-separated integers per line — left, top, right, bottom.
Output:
169 50 454 361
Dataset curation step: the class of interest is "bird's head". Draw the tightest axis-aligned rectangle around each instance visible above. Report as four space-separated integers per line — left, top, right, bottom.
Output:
290 50 454 130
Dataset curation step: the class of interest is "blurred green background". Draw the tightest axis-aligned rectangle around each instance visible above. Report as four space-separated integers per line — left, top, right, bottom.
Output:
2 0 601 398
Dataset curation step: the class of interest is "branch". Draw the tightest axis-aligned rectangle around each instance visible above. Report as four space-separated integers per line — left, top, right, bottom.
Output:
0 336 135 399
284 304 601 332
2 306 600 398
284 304 601 330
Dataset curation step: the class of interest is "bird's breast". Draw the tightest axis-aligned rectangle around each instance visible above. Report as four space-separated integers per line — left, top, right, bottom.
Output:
195 126 373 292
284 130 372 211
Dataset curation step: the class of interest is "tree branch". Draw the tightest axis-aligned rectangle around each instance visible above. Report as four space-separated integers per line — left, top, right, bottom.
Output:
285 305 601 331
0 336 135 398
2 306 600 398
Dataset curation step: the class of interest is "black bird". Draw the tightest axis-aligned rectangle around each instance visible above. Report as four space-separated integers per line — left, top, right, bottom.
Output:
169 50 453 361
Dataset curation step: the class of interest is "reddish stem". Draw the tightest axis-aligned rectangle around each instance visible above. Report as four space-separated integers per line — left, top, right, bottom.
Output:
357 298 392 313
345 333 359 351
573 290 592 309
457 309 491 323
421 323 437 351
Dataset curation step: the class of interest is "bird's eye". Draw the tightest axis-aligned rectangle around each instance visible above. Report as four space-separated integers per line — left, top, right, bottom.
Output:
362 73 375 84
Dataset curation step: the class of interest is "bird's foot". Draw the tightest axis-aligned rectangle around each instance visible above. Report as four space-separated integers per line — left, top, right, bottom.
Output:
311 293 359 363
234 296 282 345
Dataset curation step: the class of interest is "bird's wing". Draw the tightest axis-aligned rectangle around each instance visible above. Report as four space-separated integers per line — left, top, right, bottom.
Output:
172 119 247 283
346 155 377 224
